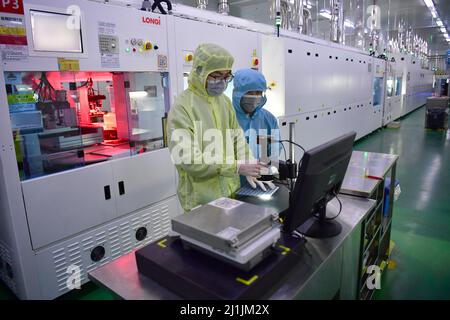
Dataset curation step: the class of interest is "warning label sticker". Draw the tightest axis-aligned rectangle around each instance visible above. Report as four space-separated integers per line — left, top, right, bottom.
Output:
209 197 243 210
0 11 27 61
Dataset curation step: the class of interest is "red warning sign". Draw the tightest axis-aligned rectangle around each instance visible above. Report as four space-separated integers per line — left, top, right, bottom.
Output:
0 0 24 15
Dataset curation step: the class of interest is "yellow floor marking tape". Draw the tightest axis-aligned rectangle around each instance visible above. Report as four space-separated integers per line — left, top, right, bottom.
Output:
236 275 258 286
387 260 397 269
157 239 168 248
277 244 291 255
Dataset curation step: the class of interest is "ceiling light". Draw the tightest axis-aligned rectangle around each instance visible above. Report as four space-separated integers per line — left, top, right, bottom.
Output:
344 19 355 28
423 0 434 9
436 19 443 27
319 9 331 20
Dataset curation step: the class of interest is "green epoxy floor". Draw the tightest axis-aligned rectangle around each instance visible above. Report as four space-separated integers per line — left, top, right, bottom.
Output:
1 106 449 300
355 107 450 300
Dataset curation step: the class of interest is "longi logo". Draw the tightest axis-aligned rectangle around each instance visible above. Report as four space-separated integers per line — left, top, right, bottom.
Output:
142 16 161 26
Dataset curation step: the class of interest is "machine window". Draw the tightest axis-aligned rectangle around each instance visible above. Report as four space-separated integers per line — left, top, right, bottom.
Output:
395 77 402 96
386 76 395 97
5 71 169 180
372 77 384 106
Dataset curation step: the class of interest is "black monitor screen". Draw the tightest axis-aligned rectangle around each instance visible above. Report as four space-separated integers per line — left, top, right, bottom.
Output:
283 132 356 237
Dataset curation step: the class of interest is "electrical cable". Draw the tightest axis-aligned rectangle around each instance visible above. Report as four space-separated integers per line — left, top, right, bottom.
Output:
277 141 294 192
279 140 288 163
326 191 343 220
273 179 291 192
279 139 306 154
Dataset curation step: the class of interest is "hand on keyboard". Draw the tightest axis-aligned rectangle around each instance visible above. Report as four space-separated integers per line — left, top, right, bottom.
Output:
246 177 275 191
236 183 279 197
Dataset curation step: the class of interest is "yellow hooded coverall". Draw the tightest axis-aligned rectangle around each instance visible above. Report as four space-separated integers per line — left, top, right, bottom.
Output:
167 43 252 211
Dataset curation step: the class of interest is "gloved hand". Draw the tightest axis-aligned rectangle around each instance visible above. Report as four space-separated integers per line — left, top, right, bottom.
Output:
237 161 262 178
260 165 279 176
246 177 275 191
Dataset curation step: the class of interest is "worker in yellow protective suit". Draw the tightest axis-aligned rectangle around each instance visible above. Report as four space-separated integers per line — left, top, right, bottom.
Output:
167 43 263 211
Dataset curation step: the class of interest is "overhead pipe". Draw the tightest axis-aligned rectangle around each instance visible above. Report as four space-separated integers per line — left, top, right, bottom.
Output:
354 0 365 49
196 0 207 10
218 0 229 15
303 7 312 36
330 0 344 43
293 0 304 33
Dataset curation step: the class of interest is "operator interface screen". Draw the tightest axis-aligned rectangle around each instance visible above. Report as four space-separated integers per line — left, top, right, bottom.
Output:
30 10 83 53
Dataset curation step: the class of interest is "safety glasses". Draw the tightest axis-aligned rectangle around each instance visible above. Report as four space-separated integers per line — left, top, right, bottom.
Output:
208 72 234 83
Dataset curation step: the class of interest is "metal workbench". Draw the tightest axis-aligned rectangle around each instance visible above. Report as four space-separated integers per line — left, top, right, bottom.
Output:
340 150 399 300
88 192 376 300
341 151 399 198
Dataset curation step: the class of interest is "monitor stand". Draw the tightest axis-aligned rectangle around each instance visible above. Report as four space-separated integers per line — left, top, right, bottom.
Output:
296 201 342 238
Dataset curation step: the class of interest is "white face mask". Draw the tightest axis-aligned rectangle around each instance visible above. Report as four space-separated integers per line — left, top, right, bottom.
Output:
206 79 228 96
240 95 263 113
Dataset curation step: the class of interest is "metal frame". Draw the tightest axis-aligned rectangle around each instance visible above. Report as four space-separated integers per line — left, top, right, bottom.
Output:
0 0 180 299
340 151 398 300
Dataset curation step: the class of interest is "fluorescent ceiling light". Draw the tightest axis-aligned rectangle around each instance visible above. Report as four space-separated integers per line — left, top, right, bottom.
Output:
319 9 331 20
319 9 354 28
344 20 355 28
440 26 447 33
129 91 148 98
423 0 434 9
436 19 443 27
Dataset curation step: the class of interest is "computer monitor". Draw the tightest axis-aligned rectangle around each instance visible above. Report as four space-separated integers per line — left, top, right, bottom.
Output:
282 131 356 238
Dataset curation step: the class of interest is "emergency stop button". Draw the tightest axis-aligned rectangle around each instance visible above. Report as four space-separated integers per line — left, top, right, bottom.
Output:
144 41 153 50
185 53 194 62
252 57 259 66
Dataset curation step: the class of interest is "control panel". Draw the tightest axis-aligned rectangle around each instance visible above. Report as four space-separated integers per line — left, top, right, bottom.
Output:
4 0 169 73
124 38 159 54
99 35 119 54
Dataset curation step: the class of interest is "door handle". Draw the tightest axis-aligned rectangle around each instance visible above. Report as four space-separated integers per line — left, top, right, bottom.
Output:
104 185 111 200
118 181 125 195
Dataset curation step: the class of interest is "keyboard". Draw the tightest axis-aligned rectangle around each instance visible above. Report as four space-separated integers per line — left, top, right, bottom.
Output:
236 184 280 197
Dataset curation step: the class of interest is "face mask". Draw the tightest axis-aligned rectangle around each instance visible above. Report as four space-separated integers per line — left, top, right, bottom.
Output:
206 79 228 96
240 95 263 114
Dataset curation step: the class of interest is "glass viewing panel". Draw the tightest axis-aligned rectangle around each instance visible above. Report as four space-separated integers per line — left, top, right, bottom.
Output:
395 77 402 96
373 77 383 106
386 77 395 97
5 71 169 181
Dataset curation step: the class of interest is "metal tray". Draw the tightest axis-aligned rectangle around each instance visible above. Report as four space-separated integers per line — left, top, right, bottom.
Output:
172 197 278 253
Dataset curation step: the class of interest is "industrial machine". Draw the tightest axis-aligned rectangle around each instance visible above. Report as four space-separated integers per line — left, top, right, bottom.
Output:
383 57 403 125
0 0 180 299
172 198 280 271
434 74 449 97
261 33 385 158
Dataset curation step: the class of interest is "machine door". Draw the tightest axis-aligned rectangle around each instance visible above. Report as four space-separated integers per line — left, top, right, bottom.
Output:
111 148 177 216
22 162 117 249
